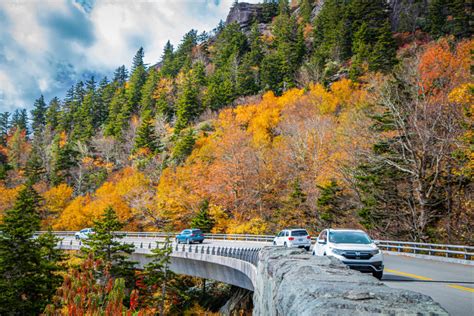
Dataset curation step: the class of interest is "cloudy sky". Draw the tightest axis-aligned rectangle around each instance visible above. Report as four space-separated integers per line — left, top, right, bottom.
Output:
0 0 258 112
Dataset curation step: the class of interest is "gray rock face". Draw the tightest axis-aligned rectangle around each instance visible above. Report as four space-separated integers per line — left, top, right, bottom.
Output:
253 247 447 316
226 2 263 31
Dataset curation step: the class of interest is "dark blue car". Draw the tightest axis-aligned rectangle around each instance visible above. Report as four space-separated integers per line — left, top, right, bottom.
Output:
176 229 205 244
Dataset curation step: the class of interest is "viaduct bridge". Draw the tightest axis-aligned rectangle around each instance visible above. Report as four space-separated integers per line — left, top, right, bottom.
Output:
50 232 473 315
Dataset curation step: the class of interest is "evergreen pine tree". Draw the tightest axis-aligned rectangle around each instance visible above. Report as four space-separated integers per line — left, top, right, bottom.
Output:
278 0 289 16
120 48 148 131
248 21 264 66
143 237 174 315
104 87 127 137
82 206 136 283
260 52 285 94
350 22 370 79
59 86 76 132
190 199 215 233
45 97 61 131
72 77 96 141
31 95 47 135
160 40 176 77
0 112 10 146
95 77 113 128
316 179 348 227
205 71 235 111
261 0 279 23
272 4 304 91
427 0 448 38
50 136 77 186
174 30 198 72
140 68 160 114
447 0 471 38
113 65 128 86
236 54 260 96
299 0 312 24
25 145 46 184
133 110 159 154
174 74 201 133
0 184 64 314
369 21 397 73
171 129 196 164
11 109 29 137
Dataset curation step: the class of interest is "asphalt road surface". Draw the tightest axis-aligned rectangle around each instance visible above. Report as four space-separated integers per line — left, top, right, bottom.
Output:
61 236 473 315
383 254 473 316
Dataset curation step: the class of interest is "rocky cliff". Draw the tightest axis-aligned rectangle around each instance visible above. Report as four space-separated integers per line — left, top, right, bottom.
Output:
253 247 447 316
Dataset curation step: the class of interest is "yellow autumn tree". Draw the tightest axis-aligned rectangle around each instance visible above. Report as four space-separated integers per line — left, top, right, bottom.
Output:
41 184 74 227
0 184 21 222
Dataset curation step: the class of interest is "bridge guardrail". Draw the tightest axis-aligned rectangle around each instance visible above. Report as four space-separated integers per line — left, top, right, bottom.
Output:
56 238 261 266
43 231 473 262
375 240 474 260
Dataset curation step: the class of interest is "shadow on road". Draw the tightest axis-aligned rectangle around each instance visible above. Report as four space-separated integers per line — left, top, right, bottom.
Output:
383 275 474 284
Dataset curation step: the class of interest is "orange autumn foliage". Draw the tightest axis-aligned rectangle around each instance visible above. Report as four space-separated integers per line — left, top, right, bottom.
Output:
418 37 472 99
0 184 21 222
53 168 152 231
155 80 371 233
41 184 74 227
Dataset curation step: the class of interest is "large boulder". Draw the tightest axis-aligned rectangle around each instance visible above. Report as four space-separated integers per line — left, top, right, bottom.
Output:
253 247 447 316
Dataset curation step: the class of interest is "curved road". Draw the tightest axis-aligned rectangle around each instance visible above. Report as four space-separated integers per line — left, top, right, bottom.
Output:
61 236 473 315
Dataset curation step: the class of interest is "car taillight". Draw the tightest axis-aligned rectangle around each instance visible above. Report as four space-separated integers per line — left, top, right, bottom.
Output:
307 235 311 239
288 237 295 241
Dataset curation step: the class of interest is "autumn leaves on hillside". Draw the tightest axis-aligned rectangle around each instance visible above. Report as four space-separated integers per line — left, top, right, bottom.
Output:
1 37 471 243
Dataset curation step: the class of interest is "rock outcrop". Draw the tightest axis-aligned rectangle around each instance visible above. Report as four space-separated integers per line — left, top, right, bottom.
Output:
253 247 447 316
226 2 264 31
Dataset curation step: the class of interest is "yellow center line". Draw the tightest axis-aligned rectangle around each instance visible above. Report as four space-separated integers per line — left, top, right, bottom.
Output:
385 269 433 280
447 285 474 293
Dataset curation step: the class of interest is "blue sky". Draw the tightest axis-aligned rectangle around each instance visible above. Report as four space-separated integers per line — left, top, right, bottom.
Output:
0 0 258 112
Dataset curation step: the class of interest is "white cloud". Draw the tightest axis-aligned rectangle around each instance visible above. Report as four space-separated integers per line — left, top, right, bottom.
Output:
0 0 260 112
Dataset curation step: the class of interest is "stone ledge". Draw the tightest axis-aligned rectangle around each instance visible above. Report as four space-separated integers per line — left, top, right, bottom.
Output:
253 247 448 316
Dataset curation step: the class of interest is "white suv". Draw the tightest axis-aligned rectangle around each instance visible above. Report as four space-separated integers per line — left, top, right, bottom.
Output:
313 229 384 279
273 228 312 251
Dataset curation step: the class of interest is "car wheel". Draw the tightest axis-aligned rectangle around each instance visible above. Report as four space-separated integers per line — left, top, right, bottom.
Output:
373 270 383 280
305 246 310 251
273 241 276 246
75 236 80 240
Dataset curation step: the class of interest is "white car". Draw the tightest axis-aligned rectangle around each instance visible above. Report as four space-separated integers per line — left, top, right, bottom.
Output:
313 229 384 279
75 228 95 240
273 228 312 251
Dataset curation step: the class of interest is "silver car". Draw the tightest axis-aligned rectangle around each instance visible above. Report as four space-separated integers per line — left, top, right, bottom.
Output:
273 228 312 251
313 229 384 279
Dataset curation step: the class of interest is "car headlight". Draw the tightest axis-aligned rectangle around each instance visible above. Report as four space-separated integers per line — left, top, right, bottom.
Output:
370 249 380 255
331 248 345 255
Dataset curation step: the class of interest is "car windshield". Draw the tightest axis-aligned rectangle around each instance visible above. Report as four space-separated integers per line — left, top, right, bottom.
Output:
291 230 308 237
329 231 371 244
182 230 190 234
